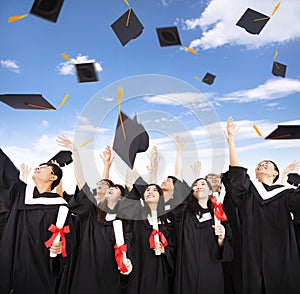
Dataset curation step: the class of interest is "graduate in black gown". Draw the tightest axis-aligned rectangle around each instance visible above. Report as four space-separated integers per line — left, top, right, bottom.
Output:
0 148 72 294
172 178 233 294
56 135 133 294
205 173 243 294
126 183 176 294
223 117 300 294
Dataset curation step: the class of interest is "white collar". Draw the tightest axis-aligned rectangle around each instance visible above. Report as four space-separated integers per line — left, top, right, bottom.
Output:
105 213 117 222
196 212 212 223
251 178 290 200
25 181 67 205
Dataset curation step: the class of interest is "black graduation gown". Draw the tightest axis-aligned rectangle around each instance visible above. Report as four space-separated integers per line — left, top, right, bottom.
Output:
173 205 233 294
221 175 243 294
0 152 72 294
0 148 19 244
66 184 133 294
224 166 300 294
126 218 176 294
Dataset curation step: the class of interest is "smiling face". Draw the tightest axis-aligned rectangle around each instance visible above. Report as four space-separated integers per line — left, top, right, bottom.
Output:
144 184 161 204
97 180 111 195
105 186 122 202
160 178 174 192
192 179 212 202
255 160 279 183
32 164 57 187
205 173 222 192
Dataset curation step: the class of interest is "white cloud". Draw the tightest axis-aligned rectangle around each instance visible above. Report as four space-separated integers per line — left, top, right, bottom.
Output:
183 0 300 49
0 59 20 73
215 78 300 103
143 92 211 106
57 54 103 76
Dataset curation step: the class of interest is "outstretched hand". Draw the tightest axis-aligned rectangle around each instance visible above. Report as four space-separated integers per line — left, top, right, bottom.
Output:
224 117 239 141
56 134 76 152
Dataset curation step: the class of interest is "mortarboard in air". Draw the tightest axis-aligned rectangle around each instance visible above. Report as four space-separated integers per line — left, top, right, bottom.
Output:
0 94 56 110
111 9 144 46
236 8 270 35
112 111 149 169
75 62 98 83
265 125 300 140
48 150 73 167
202 72 216 85
272 61 287 78
156 26 182 47
30 0 64 23
287 173 300 187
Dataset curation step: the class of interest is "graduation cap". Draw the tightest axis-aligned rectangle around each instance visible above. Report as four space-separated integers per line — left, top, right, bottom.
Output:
111 9 144 46
265 125 300 140
75 62 98 83
272 61 287 78
0 94 56 110
202 73 216 85
156 26 182 47
236 8 270 35
287 173 300 187
48 150 73 167
30 0 64 23
112 111 149 169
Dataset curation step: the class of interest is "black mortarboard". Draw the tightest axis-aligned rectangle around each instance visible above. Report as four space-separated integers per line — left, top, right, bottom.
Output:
236 8 270 35
75 62 98 83
265 125 300 140
287 173 300 187
112 111 149 169
0 94 56 110
30 0 64 23
111 9 144 46
272 61 287 78
156 26 182 47
202 72 216 85
48 150 73 167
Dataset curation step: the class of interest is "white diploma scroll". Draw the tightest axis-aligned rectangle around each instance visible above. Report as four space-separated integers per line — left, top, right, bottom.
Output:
50 205 69 258
113 219 128 264
151 210 161 256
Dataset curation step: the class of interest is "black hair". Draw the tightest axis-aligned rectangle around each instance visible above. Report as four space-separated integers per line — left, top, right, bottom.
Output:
188 178 213 218
40 163 63 191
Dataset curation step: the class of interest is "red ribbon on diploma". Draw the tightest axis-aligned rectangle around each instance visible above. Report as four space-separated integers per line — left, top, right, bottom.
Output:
114 243 128 273
149 229 168 249
211 196 227 221
44 224 70 257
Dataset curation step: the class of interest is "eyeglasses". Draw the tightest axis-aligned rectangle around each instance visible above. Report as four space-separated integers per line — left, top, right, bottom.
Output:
97 181 111 186
38 164 55 175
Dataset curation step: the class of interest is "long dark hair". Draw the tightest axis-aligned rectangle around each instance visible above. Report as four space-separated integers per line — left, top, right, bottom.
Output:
142 184 170 229
187 178 213 218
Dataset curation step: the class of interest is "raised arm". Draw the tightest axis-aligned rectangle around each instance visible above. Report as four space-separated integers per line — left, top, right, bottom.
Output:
190 160 202 178
280 160 300 185
100 145 114 180
56 135 85 190
147 146 160 184
224 117 239 167
174 135 185 180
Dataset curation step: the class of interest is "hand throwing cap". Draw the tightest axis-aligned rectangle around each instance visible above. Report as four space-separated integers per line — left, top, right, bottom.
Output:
48 150 73 167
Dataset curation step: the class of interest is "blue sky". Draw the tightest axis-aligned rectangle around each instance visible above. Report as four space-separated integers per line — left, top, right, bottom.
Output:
1 0 300 191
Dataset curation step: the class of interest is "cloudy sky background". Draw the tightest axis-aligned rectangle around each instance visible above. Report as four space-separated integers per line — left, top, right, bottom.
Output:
1 0 300 191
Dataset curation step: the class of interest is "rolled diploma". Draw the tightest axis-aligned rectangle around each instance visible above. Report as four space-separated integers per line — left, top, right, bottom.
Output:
113 220 127 265
50 205 69 258
213 192 221 226
151 210 161 256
